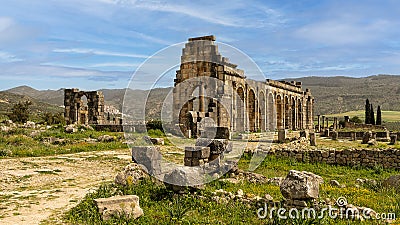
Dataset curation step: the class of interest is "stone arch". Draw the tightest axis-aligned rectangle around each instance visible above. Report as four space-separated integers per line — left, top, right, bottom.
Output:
78 95 88 124
259 91 266 131
248 89 256 132
267 92 275 130
276 94 283 129
236 86 245 132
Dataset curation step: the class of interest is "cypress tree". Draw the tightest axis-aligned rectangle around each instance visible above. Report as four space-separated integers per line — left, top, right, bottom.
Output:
365 99 370 124
370 104 375 125
376 105 382 125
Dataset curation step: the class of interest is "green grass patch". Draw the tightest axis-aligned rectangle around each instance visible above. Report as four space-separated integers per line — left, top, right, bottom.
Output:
65 154 400 224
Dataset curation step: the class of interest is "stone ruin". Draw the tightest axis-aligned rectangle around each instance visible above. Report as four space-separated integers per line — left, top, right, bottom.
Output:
64 88 105 125
173 35 314 138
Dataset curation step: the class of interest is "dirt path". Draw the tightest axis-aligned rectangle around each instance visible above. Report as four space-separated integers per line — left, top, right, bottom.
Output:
0 149 132 225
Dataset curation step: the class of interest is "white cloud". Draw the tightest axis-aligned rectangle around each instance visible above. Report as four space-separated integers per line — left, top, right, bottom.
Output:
53 48 149 58
0 51 23 63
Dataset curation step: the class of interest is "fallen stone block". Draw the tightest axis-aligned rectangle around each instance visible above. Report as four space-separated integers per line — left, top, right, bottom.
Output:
114 163 148 186
195 138 231 154
94 195 143 221
280 170 323 200
131 146 162 175
163 167 204 192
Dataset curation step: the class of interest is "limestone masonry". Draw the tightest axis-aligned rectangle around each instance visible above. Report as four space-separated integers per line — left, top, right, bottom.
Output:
64 89 105 125
173 35 314 137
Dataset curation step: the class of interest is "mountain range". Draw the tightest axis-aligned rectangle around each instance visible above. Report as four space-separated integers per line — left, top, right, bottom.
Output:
1 74 400 119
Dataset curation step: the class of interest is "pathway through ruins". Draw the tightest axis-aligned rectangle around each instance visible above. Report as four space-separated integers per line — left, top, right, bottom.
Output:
0 149 131 225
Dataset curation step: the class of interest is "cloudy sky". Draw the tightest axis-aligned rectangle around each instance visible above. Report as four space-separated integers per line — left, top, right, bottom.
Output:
1 0 400 90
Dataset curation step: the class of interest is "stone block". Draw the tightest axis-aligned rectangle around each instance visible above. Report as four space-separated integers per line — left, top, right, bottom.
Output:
197 146 210 159
324 129 330 137
362 131 372 144
351 132 357 141
300 130 309 139
163 167 205 192
390 134 397 145
202 126 230 139
184 147 195 158
195 138 230 154
94 195 143 221
332 131 338 140
278 129 287 143
131 146 162 175
309 133 316 146
280 170 323 200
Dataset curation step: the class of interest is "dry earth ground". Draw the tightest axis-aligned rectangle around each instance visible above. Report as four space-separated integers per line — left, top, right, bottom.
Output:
0 149 131 225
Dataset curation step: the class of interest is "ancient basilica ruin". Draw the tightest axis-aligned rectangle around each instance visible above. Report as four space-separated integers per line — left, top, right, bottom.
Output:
173 35 314 137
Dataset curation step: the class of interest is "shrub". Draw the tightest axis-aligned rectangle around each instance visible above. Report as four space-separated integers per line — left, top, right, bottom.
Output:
41 112 65 125
8 101 32 123
349 116 362 124
146 120 163 131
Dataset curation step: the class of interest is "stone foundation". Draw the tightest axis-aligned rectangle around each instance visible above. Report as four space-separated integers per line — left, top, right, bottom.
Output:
262 148 400 169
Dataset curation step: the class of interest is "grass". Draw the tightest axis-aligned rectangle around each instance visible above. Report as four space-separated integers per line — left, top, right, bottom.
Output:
65 152 400 224
326 110 400 123
0 126 128 158
315 138 400 150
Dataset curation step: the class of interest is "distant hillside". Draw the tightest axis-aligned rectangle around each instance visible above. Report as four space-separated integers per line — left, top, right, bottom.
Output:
6 86 64 106
0 91 63 117
289 74 400 115
4 74 400 119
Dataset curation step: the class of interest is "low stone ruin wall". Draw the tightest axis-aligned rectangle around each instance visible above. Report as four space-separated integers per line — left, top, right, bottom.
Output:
264 148 400 169
335 131 390 141
93 125 147 133
343 121 386 130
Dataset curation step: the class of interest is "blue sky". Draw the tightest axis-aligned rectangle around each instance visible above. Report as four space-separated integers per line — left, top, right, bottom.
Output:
1 0 400 90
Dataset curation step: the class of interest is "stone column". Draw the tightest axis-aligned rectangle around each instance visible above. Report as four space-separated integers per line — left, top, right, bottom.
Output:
310 133 316 146
317 115 321 132
199 84 205 112
325 117 329 129
390 134 397 145
321 116 325 129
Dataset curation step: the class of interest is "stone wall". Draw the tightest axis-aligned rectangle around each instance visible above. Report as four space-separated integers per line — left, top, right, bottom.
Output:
336 131 390 141
264 148 400 169
64 89 105 125
344 121 386 130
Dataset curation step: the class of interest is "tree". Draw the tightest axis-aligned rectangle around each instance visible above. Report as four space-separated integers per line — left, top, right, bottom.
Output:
41 112 65 125
365 99 370 124
370 104 375 125
350 116 362 124
8 101 32 123
376 105 382 125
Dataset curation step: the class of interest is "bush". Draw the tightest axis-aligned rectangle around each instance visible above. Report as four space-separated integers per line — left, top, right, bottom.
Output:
146 120 163 131
349 116 362 124
8 101 32 123
41 112 65 125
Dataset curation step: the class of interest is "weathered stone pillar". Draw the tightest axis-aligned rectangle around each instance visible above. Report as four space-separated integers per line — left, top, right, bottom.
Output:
325 117 329 129
278 129 287 143
351 132 357 141
332 131 338 140
321 116 325 129
390 134 397 145
317 115 321 132
310 133 316 146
